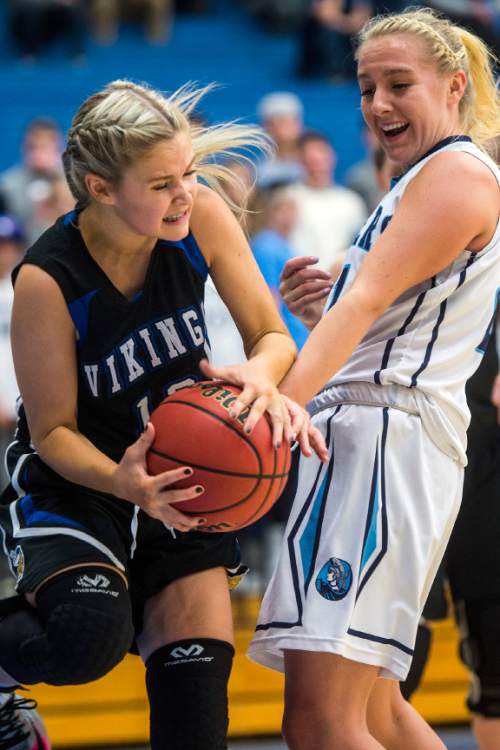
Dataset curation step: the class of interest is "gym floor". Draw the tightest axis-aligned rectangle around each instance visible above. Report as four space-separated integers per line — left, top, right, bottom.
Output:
228 728 477 749
90 727 477 750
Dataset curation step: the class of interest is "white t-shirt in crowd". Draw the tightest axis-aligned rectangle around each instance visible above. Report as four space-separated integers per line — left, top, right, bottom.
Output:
287 183 367 271
203 276 246 367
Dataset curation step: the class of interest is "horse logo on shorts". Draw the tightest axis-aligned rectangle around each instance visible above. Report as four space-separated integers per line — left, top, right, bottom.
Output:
315 557 352 601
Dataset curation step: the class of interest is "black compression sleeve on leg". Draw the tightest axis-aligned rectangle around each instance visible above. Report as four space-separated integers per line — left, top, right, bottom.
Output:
146 638 235 750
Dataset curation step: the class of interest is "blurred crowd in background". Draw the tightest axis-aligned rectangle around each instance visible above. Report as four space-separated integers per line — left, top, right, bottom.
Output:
6 0 500 71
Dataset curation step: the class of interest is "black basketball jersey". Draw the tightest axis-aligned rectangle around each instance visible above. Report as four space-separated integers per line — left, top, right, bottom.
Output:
4 210 210 497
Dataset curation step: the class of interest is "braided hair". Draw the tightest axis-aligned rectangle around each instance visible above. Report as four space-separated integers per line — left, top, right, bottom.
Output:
63 80 269 215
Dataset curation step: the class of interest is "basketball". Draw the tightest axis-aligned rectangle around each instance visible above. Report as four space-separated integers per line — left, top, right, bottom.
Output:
146 381 291 532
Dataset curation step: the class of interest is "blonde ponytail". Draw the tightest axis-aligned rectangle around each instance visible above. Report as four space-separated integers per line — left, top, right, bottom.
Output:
457 28 500 149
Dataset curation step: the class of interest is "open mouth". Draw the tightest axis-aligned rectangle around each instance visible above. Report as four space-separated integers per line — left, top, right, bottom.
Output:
163 209 189 224
382 122 409 139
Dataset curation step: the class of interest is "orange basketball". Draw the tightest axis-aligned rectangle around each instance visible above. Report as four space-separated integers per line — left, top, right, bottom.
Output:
146 381 291 532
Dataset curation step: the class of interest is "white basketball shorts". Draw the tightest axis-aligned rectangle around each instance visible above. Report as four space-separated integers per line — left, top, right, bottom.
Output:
248 382 464 681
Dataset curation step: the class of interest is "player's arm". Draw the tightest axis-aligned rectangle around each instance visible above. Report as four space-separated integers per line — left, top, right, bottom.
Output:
191 184 296 379
280 151 500 406
11 266 205 530
190 186 327 459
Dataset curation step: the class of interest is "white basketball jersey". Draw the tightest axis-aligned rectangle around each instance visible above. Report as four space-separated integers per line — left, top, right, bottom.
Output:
324 137 500 464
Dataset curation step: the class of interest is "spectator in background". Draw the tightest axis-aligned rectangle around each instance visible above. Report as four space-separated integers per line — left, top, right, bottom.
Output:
175 0 211 13
242 0 306 33
426 0 499 58
0 216 23 489
0 118 64 246
30 174 75 240
345 121 385 212
256 92 306 190
251 188 309 349
9 0 86 61
92 0 173 44
297 0 372 79
287 130 367 270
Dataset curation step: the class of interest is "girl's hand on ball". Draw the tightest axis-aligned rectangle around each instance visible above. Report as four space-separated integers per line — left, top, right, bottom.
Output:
281 395 329 463
199 359 293 447
112 423 204 531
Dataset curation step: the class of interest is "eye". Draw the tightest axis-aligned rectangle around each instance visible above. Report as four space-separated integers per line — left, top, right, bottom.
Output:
153 182 171 191
184 169 197 177
393 83 410 90
360 88 374 98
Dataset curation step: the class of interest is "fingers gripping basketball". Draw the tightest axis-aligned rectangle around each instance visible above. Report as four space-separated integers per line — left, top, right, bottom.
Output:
146 382 291 532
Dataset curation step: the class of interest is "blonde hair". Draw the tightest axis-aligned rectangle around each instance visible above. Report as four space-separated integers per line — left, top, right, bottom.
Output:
356 7 500 151
63 79 270 215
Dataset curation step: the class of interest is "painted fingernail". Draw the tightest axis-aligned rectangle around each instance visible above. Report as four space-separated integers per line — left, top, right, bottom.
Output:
195 486 204 494
275 441 281 449
244 426 252 434
183 468 193 476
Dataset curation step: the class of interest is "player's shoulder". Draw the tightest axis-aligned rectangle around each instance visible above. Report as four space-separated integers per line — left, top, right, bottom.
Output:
191 183 230 223
190 184 245 264
405 149 498 215
415 148 498 193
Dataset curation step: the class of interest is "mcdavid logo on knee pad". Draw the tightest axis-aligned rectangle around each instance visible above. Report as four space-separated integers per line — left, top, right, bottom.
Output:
77 574 110 589
70 574 120 597
171 644 204 658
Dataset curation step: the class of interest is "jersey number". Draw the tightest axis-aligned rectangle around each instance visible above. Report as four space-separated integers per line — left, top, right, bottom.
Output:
134 377 197 432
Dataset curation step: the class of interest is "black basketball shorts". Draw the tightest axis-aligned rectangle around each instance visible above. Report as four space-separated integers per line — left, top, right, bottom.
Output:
0 488 245 637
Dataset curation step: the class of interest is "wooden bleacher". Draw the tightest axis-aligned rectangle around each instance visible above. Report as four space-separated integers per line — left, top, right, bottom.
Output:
28 597 471 747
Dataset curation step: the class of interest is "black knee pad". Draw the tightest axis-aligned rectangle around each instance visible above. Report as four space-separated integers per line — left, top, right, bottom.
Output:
456 598 500 717
146 638 234 750
0 567 134 686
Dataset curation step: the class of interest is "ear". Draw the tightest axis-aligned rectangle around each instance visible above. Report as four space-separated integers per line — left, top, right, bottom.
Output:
84 173 116 205
449 69 468 104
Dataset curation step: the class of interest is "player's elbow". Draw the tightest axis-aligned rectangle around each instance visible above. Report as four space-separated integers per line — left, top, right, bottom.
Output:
347 285 392 322
32 421 77 459
246 328 297 360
